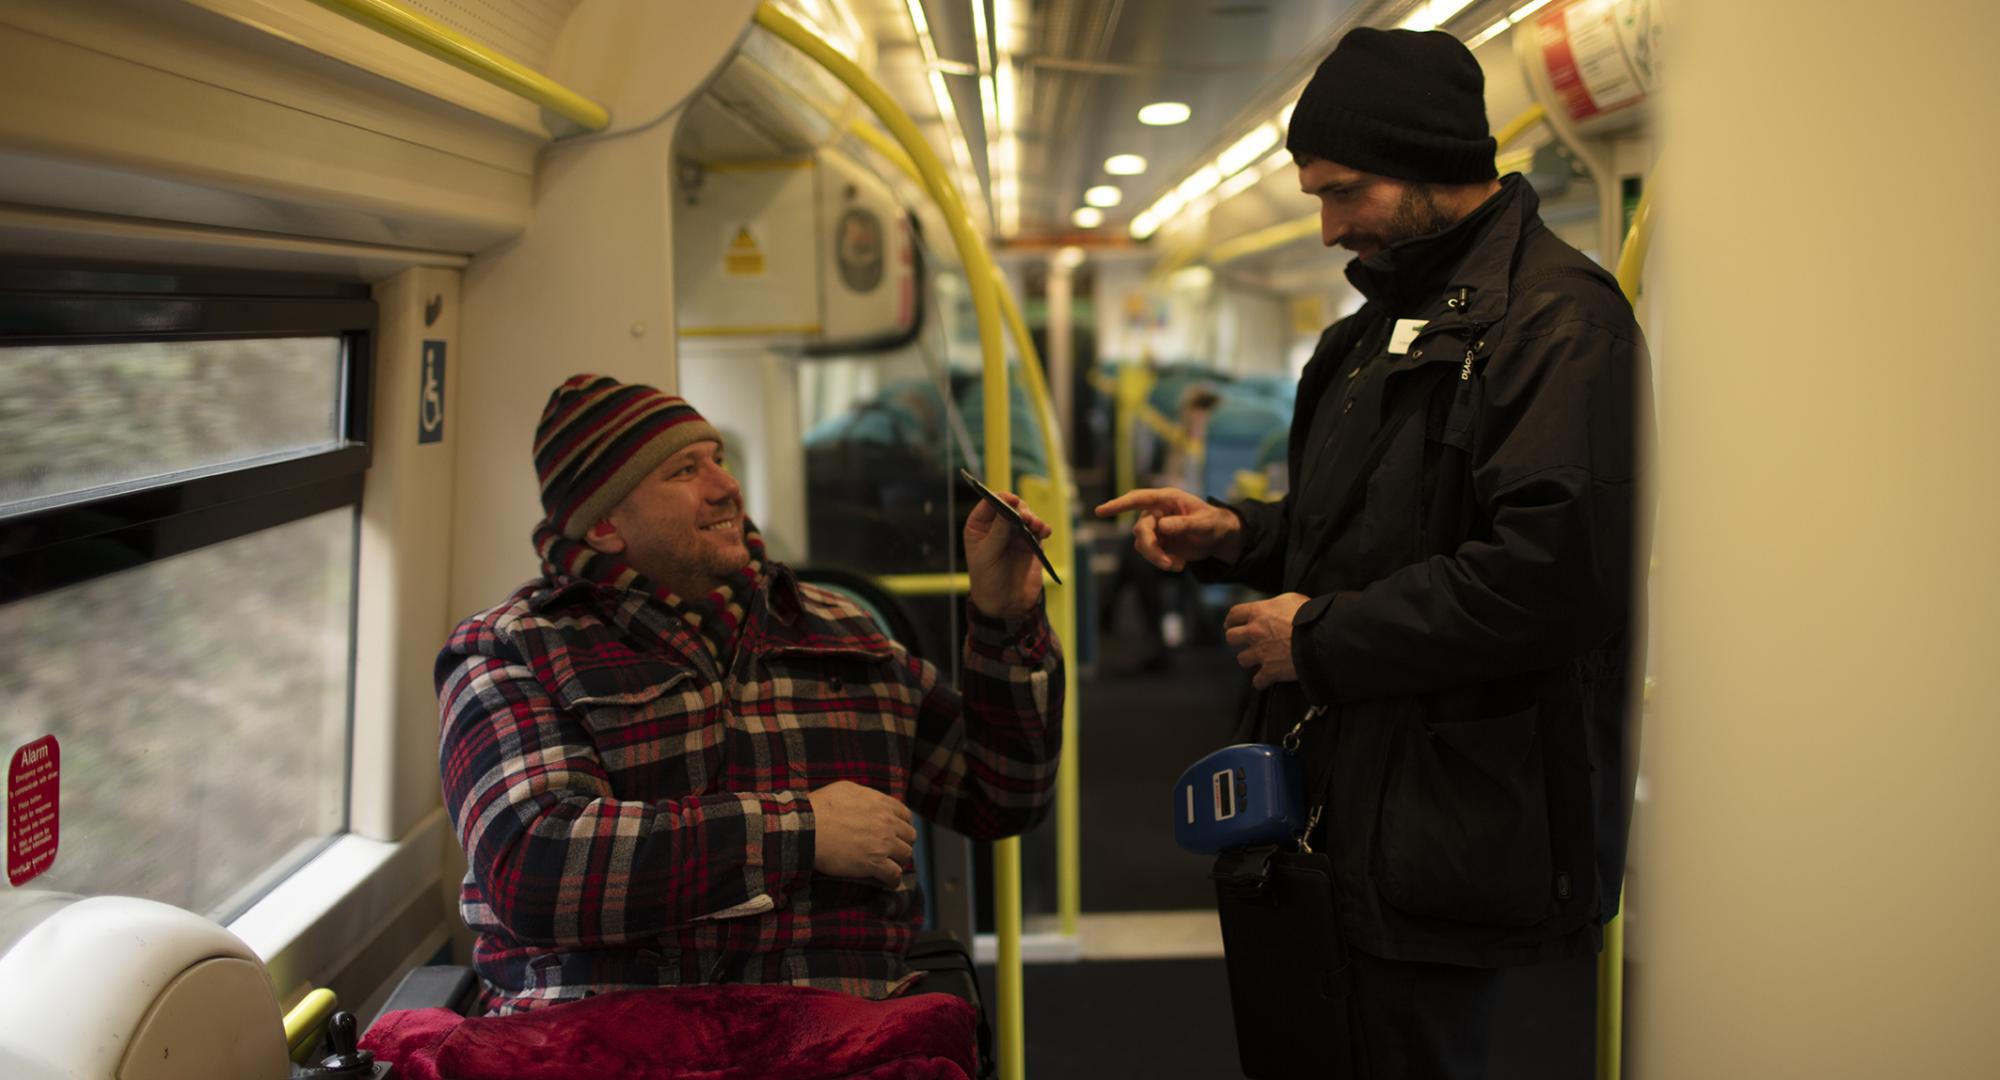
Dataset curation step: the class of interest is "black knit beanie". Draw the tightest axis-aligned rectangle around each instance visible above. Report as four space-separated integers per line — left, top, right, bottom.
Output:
1285 27 1497 184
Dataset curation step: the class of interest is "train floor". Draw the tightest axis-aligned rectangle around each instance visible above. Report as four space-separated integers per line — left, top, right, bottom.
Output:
987 584 1598 1077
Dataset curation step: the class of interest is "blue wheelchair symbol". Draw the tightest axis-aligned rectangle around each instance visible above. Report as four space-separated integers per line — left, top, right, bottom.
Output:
419 341 446 444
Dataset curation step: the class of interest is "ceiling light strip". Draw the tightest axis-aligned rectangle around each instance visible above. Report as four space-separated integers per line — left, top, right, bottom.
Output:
1397 0 1478 32
992 0 1022 235
970 0 1000 231
1466 0 1557 49
903 0 988 229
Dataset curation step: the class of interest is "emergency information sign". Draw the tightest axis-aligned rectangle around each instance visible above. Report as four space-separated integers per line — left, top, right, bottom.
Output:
1537 0 1648 123
7 736 59 887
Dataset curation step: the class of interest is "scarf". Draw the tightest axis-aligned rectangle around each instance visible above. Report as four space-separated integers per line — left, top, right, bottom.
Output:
531 519 768 667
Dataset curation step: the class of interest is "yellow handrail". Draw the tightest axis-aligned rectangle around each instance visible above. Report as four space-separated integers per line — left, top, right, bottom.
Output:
1615 174 1655 303
848 121 921 188
851 114 1085 939
752 6 1025 1077
1106 364 1153 525
1598 896 1626 1080
993 280 1083 937
303 0 609 131
282 988 338 1064
1493 102 1548 154
1596 167 1652 1080
877 572 971 595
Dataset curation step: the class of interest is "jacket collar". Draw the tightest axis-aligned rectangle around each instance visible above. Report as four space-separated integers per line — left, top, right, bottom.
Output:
1344 174 1537 331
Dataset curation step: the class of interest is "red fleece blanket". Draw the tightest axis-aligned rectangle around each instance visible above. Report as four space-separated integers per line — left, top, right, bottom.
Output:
360 985 977 1080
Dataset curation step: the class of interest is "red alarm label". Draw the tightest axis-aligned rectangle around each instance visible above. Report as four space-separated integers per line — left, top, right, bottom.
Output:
8 736 60 887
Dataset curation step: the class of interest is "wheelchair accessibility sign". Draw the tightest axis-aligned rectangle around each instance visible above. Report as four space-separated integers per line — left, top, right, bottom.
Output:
419 340 446 444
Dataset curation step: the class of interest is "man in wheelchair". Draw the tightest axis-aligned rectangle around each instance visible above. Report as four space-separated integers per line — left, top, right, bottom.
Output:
434 375 1063 1020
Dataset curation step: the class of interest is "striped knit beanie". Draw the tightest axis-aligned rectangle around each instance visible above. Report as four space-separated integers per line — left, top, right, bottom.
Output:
534 374 723 538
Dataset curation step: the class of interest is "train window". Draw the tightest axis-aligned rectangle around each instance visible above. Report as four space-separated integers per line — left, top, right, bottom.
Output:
0 267 373 920
0 338 345 515
0 507 354 915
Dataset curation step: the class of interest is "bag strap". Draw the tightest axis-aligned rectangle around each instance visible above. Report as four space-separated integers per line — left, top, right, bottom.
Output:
1282 704 1339 853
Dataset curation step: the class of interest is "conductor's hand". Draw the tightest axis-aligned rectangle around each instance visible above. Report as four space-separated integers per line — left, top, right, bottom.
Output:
809 781 916 888
1224 593 1310 689
966 490 1053 619
1093 487 1242 572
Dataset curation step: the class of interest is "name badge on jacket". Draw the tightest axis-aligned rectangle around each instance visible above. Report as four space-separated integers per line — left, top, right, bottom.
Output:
1387 318 1428 355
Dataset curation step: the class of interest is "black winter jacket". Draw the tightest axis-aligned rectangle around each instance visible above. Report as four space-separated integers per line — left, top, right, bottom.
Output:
1203 176 1651 967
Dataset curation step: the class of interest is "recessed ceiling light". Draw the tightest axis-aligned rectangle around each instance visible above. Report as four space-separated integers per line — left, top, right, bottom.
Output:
1138 102 1192 126
1398 0 1477 32
1072 207 1104 228
1104 154 1148 176
1083 185 1123 208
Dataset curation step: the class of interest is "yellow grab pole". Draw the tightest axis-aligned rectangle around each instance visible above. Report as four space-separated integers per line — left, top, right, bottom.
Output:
753 6 1024 1077
1493 102 1548 153
849 121 922 188
1594 170 1651 1080
1111 364 1155 527
1615 173 1655 303
303 0 608 131
995 280 1081 936
1597 897 1625 1080
877 572 973 596
855 115 1085 941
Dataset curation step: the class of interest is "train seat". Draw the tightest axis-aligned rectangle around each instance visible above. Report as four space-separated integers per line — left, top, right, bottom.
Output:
1200 392 1290 501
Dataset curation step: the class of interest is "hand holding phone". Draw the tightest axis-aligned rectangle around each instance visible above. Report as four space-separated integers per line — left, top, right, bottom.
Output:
959 468 1061 586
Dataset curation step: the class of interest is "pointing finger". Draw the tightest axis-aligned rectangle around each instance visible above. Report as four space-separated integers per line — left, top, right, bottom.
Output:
1095 490 1173 517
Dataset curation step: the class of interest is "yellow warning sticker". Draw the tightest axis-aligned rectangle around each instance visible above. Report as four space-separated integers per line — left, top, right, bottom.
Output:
725 226 765 276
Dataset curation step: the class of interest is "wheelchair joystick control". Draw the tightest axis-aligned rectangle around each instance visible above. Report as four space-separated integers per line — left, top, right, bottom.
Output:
294 1010 391 1078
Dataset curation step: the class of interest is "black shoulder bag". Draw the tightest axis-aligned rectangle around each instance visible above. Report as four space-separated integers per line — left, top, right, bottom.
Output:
1210 704 1354 1080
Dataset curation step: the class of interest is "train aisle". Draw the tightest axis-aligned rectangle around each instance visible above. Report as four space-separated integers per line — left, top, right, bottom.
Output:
1082 616 1245 913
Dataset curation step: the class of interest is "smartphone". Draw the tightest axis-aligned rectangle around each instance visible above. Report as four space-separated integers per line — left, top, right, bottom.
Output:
958 468 1061 585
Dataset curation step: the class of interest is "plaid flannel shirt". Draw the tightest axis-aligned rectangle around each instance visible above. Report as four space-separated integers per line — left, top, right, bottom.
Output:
436 551 1062 1014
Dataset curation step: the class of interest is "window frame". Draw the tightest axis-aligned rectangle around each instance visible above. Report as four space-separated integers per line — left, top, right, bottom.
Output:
0 265 376 605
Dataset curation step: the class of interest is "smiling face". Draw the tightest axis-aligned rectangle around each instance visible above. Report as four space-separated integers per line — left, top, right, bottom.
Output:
1297 156 1461 259
585 440 748 598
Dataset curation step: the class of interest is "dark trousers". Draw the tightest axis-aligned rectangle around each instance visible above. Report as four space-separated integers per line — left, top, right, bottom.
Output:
1343 950 1503 1080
